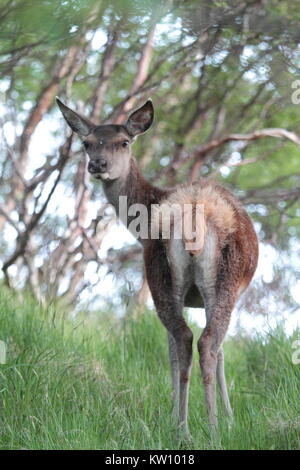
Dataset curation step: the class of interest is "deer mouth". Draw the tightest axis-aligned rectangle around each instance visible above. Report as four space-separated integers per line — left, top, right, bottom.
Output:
91 172 110 181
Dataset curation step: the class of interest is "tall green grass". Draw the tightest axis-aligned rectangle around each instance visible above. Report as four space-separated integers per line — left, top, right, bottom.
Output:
0 287 299 449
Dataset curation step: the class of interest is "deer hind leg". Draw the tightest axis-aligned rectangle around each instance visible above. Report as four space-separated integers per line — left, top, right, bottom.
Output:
217 347 233 419
197 290 237 435
145 243 193 438
168 332 179 421
175 317 193 437
149 285 193 437
148 276 193 438
160 302 193 438
204 310 233 418
198 314 230 434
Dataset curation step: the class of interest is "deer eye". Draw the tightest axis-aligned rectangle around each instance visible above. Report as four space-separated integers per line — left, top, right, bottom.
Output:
82 141 90 150
122 140 130 148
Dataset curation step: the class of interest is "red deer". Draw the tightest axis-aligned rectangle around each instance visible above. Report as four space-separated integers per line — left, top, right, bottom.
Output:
57 98 259 439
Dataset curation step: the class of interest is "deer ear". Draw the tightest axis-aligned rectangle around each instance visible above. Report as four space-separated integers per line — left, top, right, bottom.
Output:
56 98 93 136
125 100 154 137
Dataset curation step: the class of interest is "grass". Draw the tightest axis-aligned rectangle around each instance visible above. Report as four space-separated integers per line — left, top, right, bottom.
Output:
0 286 299 450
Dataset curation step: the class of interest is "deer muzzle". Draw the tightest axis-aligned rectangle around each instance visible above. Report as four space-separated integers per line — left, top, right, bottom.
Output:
88 158 107 174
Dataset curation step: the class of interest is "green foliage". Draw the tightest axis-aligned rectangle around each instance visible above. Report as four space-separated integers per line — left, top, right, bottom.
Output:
1 0 300 307
0 287 299 450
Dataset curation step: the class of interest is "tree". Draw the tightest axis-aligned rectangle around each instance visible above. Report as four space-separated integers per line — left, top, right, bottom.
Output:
0 0 299 316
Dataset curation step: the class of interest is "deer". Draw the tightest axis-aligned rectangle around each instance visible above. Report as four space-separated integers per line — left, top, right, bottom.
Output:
56 97 259 440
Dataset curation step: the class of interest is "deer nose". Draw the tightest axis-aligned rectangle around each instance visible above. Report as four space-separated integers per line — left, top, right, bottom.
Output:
88 158 107 173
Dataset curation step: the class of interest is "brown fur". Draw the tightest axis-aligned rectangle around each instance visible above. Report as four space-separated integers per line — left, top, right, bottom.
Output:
152 181 238 256
57 98 259 438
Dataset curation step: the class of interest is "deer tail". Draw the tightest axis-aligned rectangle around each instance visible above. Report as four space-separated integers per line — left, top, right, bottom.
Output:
181 202 207 256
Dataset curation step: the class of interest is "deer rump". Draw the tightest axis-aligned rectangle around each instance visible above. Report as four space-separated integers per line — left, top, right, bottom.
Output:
151 182 237 256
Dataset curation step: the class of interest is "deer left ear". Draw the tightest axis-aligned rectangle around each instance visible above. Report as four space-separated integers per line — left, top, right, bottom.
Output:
125 100 154 137
56 97 94 136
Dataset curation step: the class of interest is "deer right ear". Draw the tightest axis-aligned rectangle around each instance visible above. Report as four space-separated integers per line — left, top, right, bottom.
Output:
56 98 93 136
125 100 154 137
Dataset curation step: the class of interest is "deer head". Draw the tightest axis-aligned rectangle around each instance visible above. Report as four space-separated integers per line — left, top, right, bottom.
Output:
56 98 154 181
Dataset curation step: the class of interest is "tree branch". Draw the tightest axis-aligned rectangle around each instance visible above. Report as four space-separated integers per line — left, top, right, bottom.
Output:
175 128 300 171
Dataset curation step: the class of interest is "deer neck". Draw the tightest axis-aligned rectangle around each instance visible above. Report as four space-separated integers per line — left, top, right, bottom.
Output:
103 157 167 214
